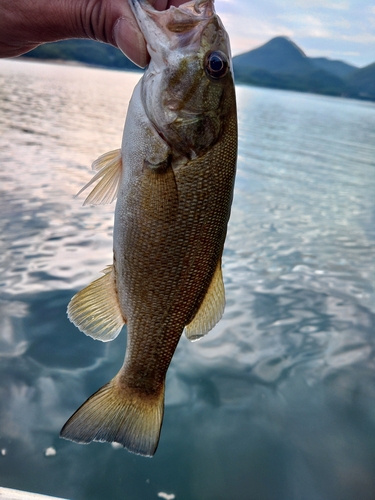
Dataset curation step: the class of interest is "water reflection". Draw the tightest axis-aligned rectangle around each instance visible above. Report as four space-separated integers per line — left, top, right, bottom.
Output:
0 60 375 499
0 300 28 358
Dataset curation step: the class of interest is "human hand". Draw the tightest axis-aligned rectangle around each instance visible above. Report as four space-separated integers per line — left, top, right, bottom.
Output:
0 0 187 67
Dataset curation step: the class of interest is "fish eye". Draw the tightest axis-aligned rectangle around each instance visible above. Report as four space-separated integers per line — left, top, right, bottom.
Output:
205 51 229 79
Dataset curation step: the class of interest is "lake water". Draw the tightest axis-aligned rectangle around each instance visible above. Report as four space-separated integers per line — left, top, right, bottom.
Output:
0 59 375 500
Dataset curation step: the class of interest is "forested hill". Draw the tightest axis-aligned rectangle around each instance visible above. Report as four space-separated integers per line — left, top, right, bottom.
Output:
20 37 375 101
232 37 375 101
21 39 140 71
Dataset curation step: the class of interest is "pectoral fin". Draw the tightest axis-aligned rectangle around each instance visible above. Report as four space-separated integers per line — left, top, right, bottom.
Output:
67 265 125 342
77 149 122 206
184 259 225 342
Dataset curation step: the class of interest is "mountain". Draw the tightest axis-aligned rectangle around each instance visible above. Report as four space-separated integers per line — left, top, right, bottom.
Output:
20 39 140 71
232 36 312 75
20 36 374 102
232 37 375 101
310 57 356 78
232 38 348 97
346 62 375 100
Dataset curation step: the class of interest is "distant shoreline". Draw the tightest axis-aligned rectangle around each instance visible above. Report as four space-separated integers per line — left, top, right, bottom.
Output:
17 55 143 73
10 36 375 104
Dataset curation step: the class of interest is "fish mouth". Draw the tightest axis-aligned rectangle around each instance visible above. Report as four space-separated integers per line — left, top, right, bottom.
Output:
128 0 215 55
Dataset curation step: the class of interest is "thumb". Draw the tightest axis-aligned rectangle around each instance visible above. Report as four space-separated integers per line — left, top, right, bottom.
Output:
113 15 149 68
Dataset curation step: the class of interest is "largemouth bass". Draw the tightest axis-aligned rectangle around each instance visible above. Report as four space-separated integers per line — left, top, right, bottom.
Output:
60 0 237 456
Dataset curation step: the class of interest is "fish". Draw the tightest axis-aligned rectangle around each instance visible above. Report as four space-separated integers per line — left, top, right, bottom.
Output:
60 0 237 457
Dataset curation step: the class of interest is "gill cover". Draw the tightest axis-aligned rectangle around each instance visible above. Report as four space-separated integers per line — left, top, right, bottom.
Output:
128 0 234 157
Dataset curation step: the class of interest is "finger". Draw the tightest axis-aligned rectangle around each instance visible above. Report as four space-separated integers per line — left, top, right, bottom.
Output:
113 15 149 68
114 0 187 67
167 0 188 6
151 0 192 11
150 0 192 10
150 0 169 10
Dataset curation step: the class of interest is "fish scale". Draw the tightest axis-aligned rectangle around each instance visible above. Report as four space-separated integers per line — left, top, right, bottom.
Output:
61 0 237 456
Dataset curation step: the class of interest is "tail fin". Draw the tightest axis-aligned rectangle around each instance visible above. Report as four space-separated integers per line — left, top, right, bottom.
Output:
60 378 164 457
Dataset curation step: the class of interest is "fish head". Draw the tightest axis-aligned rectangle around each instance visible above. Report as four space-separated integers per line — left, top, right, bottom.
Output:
129 0 236 158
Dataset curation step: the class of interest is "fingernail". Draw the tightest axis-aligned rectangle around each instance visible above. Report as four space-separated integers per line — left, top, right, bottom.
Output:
113 17 149 68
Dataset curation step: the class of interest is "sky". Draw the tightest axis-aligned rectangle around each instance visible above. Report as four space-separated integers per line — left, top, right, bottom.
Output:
216 0 375 68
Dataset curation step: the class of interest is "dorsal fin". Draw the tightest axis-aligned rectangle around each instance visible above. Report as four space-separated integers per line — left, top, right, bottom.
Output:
67 265 125 342
76 149 122 206
184 259 225 342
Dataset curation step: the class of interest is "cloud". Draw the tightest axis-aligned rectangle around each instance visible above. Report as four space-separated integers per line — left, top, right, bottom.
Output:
277 13 333 38
220 11 295 55
339 33 375 44
290 0 349 9
216 0 375 66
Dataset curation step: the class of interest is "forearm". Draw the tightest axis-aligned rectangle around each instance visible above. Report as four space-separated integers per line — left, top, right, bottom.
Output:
1 0 82 56
0 0 144 63
0 0 186 64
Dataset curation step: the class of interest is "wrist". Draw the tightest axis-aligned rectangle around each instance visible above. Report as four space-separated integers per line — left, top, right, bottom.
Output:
0 0 132 58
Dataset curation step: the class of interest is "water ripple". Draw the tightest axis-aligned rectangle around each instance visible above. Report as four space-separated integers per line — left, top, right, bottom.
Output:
1 60 375 500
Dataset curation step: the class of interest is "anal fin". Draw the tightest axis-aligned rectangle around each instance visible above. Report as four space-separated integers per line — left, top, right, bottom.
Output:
67 265 125 342
77 149 122 206
184 259 225 342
